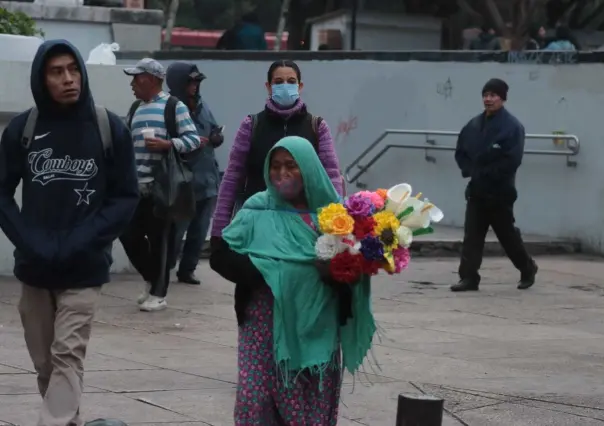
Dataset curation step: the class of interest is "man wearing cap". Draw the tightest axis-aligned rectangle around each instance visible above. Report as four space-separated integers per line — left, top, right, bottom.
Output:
453 78 538 292
166 62 223 285
120 58 202 311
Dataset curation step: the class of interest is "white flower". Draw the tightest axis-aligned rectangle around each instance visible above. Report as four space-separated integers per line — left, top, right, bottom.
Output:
342 234 361 255
315 234 346 260
423 198 444 223
396 226 413 248
385 183 413 214
385 183 444 230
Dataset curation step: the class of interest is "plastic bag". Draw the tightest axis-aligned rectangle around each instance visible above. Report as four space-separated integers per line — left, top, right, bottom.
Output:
86 43 120 65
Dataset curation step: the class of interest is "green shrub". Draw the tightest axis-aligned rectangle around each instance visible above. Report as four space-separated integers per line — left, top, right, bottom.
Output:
0 9 44 37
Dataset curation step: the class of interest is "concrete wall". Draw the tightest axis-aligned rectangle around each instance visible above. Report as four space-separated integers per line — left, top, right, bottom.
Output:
0 55 601 273
0 2 164 55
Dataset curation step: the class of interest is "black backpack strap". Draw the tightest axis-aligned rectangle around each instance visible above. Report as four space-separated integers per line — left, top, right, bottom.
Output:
21 107 39 149
249 113 258 144
126 100 142 129
94 105 113 157
164 96 179 139
306 114 322 152
311 114 322 135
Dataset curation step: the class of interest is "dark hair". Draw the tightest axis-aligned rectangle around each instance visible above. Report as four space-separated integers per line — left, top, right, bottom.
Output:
527 23 543 39
555 25 571 41
241 11 259 23
267 60 301 83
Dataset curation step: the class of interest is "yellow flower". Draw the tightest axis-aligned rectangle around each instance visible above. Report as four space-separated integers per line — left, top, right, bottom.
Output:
373 211 400 235
318 203 353 234
383 251 395 272
373 211 400 251
381 234 399 252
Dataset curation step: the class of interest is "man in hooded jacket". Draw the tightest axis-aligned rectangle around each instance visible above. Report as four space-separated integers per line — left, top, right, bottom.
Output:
0 40 138 425
166 62 223 284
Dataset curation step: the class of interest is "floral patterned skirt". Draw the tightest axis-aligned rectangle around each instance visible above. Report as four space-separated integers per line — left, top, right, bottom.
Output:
235 285 341 425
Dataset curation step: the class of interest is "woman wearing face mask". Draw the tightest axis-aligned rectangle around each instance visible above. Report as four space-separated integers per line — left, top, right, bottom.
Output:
210 136 375 425
210 60 343 245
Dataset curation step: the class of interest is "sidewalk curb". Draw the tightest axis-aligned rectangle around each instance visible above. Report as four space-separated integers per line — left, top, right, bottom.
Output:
410 240 581 257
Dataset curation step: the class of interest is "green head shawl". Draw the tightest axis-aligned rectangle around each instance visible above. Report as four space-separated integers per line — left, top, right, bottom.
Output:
223 136 375 381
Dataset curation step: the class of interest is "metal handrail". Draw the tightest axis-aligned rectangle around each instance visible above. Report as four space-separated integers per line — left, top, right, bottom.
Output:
345 129 581 184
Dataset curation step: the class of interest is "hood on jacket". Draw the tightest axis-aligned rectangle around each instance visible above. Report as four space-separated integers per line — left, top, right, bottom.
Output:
166 61 206 106
30 39 92 116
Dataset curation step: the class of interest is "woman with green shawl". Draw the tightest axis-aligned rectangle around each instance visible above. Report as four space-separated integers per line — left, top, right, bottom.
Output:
210 136 376 425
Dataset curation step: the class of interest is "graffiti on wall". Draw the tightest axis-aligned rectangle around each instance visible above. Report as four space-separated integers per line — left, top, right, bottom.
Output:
508 51 577 65
335 115 358 143
436 77 453 99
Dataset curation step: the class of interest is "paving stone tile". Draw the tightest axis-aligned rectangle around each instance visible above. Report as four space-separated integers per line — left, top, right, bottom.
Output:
1 256 604 425
85 369 233 393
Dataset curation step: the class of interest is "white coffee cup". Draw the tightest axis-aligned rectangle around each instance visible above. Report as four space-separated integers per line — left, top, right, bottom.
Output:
141 128 155 140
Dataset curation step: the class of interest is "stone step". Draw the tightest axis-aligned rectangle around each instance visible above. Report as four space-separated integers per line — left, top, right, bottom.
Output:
411 225 581 257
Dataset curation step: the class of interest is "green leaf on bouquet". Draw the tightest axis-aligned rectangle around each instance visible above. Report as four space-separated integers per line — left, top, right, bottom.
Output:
412 226 434 236
396 206 414 220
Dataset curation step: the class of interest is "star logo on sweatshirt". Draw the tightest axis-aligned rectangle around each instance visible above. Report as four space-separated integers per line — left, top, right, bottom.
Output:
74 182 96 206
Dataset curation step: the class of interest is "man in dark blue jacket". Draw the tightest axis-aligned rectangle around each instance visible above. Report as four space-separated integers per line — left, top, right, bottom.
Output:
0 40 138 425
166 62 223 285
453 78 537 292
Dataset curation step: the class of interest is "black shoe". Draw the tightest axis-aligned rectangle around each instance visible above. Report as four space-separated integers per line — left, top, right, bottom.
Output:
177 273 201 285
451 279 479 292
518 263 538 290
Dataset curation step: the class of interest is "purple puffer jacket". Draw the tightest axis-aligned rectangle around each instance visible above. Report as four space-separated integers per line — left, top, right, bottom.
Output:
211 99 343 237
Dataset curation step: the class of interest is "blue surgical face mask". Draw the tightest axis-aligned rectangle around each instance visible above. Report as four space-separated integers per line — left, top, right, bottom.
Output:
271 83 300 107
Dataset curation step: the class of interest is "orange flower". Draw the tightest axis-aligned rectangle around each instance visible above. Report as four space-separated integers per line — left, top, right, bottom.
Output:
331 213 355 235
376 188 388 200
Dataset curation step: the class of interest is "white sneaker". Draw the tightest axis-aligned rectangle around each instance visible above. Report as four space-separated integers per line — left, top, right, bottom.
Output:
140 295 167 312
137 282 152 305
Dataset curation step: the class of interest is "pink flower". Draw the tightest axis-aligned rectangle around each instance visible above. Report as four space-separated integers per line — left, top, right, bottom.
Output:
393 247 410 273
357 190 385 210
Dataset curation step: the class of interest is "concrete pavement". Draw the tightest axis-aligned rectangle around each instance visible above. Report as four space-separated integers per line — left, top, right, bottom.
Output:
1 255 604 425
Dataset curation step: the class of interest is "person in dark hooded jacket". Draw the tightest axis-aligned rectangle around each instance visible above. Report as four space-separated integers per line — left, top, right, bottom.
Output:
0 40 138 425
469 25 502 50
524 24 546 50
166 62 223 284
453 78 537 293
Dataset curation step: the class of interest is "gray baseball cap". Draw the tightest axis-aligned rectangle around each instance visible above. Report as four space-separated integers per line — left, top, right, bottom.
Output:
123 58 165 79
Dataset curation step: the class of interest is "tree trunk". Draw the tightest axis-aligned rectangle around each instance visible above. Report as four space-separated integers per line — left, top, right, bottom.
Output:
456 0 483 24
162 0 180 50
274 0 292 51
483 0 507 34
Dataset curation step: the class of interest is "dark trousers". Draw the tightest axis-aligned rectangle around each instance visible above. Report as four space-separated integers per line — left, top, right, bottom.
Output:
459 198 535 284
120 196 176 298
172 196 217 275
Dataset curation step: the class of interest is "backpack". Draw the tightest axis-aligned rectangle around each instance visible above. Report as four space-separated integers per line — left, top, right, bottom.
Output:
249 113 321 150
126 96 179 139
22 105 113 155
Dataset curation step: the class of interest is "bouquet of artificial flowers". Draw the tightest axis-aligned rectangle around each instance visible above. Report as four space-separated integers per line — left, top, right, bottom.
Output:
315 183 443 285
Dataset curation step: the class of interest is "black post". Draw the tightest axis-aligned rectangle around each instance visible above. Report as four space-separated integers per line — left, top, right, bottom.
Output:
395 394 444 426
350 0 358 50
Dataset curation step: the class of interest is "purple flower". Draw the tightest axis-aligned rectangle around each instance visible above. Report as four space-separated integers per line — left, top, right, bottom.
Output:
344 194 374 217
360 236 384 261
